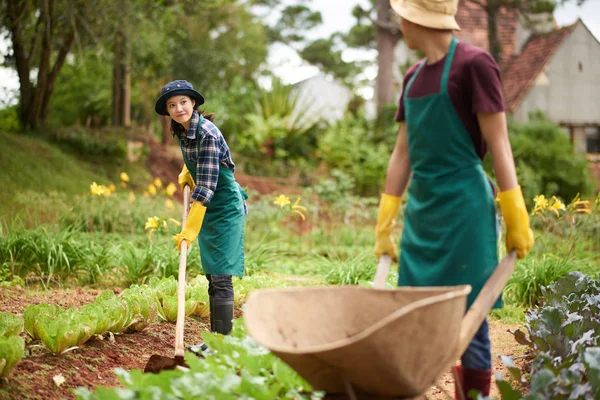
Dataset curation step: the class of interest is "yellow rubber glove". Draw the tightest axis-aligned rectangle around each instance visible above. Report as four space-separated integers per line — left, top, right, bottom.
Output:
375 193 403 262
173 202 206 251
497 186 535 259
178 164 195 192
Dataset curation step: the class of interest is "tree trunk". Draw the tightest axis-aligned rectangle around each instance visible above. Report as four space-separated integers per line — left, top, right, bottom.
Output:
375 0 403 132
112 0 131 127
487 5 503 65
6 0 32 128
5 0 74 130
112 31 124 126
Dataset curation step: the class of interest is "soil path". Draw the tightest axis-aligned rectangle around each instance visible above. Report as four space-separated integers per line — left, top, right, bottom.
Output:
0 287 527 400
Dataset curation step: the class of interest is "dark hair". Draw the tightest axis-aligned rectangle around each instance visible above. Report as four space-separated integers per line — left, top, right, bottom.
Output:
170 103 216 139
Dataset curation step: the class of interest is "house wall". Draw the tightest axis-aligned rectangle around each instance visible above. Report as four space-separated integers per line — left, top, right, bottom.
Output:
514 22 600 125
291 75 354 124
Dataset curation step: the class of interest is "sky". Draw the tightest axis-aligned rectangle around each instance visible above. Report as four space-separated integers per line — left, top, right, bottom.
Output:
1 0 599 104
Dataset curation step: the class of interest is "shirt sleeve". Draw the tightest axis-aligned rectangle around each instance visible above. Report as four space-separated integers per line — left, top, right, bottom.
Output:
394 67 418 122
469 52 505 114
192 135 219 204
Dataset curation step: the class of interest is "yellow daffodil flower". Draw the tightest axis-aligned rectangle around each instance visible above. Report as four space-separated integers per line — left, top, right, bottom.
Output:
120 172 130 182
549 196 566 217
108 184 116 192
165 199 174 209
90 182 104 196
165 183 177 197
120 181 128 189
148 184 157 196
292 197 307 220
102 185 112 196
533 195 548 210
569 193 591 214
145 217 160 230
274 194 291 208
128 192 135 203
153 178 163 188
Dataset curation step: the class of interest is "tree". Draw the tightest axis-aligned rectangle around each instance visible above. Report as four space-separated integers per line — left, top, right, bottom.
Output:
344 0 403 125
469 0 586 65
0 0 112 130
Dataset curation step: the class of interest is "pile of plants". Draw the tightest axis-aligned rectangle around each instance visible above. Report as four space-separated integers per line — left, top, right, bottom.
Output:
495 272 600 399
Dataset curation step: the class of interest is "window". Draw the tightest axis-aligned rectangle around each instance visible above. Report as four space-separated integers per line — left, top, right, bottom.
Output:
586 127 600 154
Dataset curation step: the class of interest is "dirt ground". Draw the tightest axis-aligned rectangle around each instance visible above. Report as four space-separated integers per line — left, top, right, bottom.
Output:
0 286 529 400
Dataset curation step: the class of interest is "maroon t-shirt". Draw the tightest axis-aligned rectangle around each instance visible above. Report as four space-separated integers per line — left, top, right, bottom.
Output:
394 41 505 161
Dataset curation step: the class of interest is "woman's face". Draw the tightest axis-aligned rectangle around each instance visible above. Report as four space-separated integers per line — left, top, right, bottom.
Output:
166 95 195 125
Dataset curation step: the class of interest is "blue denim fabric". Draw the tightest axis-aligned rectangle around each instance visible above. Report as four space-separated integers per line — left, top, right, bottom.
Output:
461 318 492 370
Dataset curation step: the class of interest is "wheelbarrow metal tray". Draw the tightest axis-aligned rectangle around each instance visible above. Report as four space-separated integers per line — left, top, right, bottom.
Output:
244 284 472 398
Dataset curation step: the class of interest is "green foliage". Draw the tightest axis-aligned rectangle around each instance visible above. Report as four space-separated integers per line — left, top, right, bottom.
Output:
498 272 600 399
47 51 113 128
317 115 389 196
299 36 359 84
504 254 580 308
49 128 128 160
0 105 22 132
504 113 595 206
74 318 318 400
168 2 269 95
239 79 322 176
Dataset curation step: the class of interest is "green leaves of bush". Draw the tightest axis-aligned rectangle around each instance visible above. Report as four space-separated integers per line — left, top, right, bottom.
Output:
501 272 600 399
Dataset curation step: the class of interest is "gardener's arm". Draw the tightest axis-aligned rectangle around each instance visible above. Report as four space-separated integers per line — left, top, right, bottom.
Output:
384 122 412 196
374 123 411 261
479 111 534 258
478 112 518 192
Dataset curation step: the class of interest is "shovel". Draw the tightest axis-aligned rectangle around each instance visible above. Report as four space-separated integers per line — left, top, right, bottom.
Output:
144 185 191 373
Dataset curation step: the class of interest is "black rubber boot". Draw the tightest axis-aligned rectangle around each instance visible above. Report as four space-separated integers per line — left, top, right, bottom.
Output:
210 297 234 335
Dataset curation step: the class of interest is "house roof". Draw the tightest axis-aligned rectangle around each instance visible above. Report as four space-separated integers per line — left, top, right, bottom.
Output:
502 21 578 113
455 0 520 63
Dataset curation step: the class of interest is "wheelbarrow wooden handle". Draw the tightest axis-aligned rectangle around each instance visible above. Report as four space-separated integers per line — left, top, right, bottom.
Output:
374 255 392 289
174 185 191 358
456 250 517 358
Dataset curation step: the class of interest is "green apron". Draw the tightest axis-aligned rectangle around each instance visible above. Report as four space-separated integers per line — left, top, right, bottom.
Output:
399 36 500 309
181 140 247 277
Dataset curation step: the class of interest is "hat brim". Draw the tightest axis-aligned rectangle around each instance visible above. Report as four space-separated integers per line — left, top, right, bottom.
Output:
154 89 205 116
391 0 460 31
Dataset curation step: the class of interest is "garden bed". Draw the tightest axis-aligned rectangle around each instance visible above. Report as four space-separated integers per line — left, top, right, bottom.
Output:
0 286 527 400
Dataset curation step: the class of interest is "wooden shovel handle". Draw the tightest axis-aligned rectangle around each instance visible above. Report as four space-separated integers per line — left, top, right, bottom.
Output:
174 185 191 357
456 251 517 357
374 255 392 289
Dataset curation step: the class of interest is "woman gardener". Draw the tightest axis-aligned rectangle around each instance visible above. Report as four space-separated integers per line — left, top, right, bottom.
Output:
155 80 247 340
374 0 534 398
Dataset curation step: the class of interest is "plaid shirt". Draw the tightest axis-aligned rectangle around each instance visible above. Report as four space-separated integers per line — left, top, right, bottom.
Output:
179 112 236 205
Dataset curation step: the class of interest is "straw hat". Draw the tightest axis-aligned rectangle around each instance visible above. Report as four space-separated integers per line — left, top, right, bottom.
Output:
390 0 461 31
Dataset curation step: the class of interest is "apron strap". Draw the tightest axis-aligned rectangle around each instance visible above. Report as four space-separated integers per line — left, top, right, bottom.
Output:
404 60 427 101
440 36 458 94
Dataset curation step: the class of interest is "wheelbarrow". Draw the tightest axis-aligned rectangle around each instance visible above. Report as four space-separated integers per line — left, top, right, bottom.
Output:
244 251 516 399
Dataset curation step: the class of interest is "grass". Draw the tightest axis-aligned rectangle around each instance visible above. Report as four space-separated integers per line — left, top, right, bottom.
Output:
0 130 150 225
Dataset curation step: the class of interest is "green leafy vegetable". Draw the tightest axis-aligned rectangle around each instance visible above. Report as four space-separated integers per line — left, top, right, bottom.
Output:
0 335 24 378
0 312 23 337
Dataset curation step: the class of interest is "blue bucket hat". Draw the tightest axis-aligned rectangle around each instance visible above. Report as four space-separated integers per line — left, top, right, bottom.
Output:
154 80 205 116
